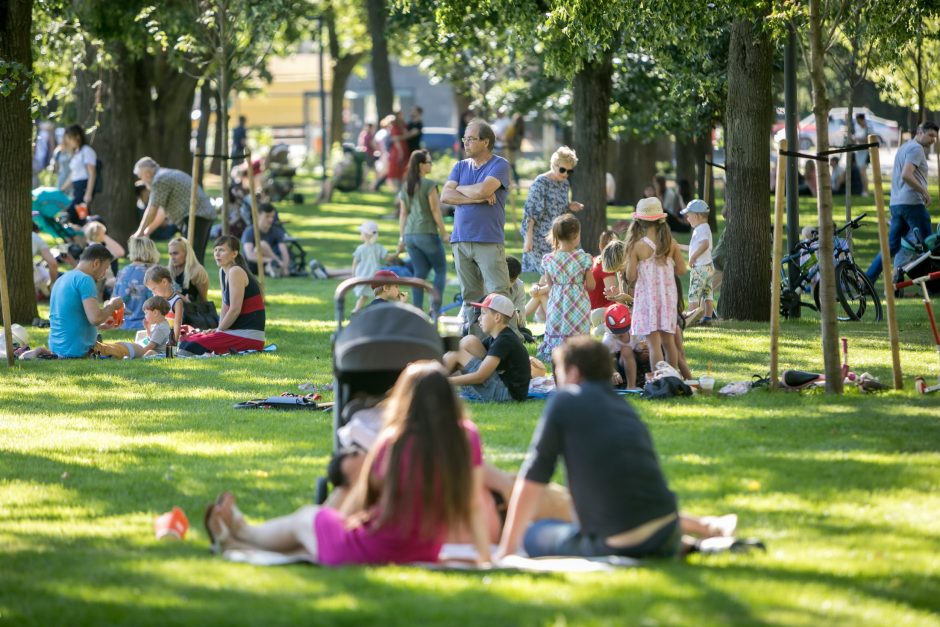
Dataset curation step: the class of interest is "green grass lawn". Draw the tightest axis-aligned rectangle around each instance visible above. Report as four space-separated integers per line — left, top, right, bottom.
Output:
2 181 939 626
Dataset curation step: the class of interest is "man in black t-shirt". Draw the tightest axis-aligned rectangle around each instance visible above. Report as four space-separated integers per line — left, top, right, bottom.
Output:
406 106 424 154
496 336 681 560
444 293 530 402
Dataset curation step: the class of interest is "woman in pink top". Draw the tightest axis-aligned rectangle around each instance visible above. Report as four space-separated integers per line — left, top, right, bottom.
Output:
204 361 492 566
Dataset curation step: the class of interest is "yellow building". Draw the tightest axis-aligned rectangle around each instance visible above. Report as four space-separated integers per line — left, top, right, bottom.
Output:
230 53 333 147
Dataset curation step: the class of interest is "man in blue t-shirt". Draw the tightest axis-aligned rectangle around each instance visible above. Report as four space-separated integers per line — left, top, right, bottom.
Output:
866 121 938 283
48 244 124 358
442 119 513 337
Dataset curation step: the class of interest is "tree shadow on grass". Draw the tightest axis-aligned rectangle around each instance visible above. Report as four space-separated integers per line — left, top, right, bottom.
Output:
0 537 779 627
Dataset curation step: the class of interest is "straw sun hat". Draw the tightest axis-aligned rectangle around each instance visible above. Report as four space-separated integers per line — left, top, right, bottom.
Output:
632 197 667 221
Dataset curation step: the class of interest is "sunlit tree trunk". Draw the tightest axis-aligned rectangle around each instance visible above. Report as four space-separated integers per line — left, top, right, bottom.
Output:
719 19 773 321
0 0 38 323
808 0 843 393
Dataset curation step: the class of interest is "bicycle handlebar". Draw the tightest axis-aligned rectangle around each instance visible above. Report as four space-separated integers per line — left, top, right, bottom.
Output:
785 213 868 260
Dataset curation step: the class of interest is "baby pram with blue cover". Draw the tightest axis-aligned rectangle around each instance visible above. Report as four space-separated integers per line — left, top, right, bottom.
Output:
32 187 80 244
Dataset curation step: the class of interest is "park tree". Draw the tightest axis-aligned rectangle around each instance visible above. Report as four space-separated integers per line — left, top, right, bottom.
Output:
365 0 394 118
0 0 37 324
717 15 775 322
325 0 367 148
870 17 940 125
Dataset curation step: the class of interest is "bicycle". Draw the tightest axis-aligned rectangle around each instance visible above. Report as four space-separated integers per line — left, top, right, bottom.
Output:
779 213 883 322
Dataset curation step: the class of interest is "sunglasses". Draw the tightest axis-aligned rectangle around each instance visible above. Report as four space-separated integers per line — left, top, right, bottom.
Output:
558 167 575 174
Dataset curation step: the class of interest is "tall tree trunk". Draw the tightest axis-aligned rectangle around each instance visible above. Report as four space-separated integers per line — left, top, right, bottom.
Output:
719 19 773 322
195 80 212 185
210 87 223 175
365 0 394 118
675 135 698 199
0 0 38 324
146 54 197 171
611 136 656 207
808 0 843 393
326 7 364 148
74 43 145 245
570 56 613 255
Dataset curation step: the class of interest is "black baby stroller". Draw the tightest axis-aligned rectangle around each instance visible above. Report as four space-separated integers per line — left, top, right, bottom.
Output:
313 276 451 504
262 144 302 204
895 226 940 296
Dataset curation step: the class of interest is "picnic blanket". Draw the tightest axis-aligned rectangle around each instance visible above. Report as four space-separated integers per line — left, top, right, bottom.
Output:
173 344 278 359
221 543 640 573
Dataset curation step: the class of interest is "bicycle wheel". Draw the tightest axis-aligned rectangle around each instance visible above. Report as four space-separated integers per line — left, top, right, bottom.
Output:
835 262 883 322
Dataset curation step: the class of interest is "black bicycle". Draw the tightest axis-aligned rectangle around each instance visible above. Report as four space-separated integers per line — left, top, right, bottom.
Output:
780 213 883 322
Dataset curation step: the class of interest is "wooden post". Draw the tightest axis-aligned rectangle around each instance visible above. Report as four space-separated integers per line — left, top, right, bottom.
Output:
188 149 199 245
245 148 265 292
769 140 788 391
0 212 15 367
869 133 902 389
704 162 714 209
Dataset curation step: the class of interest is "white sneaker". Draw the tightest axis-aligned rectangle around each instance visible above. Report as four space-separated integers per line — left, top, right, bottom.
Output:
684 307 705 326
701 514 738 538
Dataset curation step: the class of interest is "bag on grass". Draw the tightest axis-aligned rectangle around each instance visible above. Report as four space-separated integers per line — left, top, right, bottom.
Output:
183 300 219 330
642 376 693 400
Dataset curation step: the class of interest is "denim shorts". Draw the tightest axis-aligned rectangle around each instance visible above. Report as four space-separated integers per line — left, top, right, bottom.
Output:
458 357 513 402
523 517 681 559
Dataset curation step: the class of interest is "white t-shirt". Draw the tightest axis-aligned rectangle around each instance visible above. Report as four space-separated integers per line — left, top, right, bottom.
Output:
68 145 97 182
32 232 49 257
602 331 631 353
689 223 713 267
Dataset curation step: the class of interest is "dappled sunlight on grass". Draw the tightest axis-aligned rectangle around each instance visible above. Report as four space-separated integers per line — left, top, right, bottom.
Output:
3 183 940 626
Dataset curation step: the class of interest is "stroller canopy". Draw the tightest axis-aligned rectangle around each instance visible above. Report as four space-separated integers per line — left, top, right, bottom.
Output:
334 302 442 372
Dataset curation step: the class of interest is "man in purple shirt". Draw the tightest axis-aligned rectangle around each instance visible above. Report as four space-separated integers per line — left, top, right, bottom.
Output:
441 119 513 336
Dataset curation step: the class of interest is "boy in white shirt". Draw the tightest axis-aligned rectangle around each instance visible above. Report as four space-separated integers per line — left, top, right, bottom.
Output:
681 199 715 323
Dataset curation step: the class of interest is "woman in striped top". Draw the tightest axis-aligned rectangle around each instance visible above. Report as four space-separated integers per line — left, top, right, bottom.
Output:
178 236 265 356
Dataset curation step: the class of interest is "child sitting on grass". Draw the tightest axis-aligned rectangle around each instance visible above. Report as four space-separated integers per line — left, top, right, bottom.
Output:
680 199 714 324
602 303 638 389
444 293 531 402
144 266 184 343
94 296 171 358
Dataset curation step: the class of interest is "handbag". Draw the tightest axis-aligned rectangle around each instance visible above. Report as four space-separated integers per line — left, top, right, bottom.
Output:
182 299 219 330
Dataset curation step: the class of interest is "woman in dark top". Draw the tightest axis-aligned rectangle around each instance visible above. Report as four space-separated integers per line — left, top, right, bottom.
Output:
167 236 210 302
178 236 264 356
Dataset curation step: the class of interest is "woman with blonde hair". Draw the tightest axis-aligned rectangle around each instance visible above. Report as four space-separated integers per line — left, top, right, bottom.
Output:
112 236 160 329
166 236 210 302
204 361 491 566
521 146 584 274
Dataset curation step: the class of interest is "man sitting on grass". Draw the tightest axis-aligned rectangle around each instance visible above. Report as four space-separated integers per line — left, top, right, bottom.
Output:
444 293 530 402
47 244 124 358
496 335 681 559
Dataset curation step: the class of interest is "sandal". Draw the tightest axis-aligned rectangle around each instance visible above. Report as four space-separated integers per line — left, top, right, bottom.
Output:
203 504 233 555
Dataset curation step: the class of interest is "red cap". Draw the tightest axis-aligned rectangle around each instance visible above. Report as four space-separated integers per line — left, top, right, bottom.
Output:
370 269 399 289
604 303 631 334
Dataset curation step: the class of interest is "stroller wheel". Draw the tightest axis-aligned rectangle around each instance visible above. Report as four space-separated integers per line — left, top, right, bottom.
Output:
292 193 304 205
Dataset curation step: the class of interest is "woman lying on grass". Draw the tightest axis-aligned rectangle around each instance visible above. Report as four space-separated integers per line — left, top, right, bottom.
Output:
204 361 491 566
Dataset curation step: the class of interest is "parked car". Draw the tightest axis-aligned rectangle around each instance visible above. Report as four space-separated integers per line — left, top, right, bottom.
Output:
774 107 900 149
421 127 457 155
